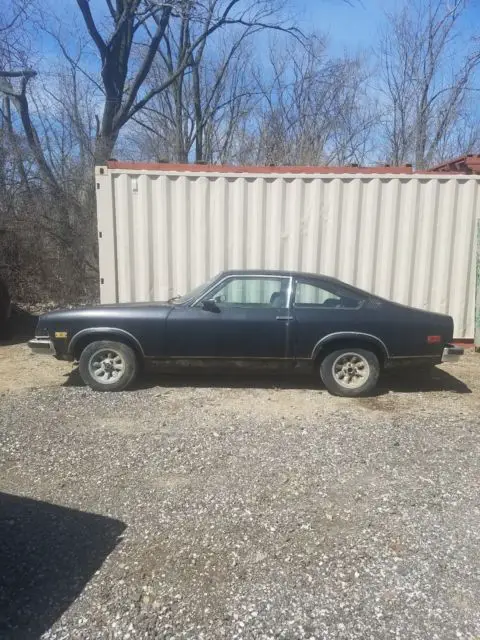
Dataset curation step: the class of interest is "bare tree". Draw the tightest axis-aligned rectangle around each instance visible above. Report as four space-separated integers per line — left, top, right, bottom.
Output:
0 2 35 216
130 30 376 166
0 0 32 69
0 66 101 295
131 30 257 163
71 0 299 164
242 35 376 166
0 30 101 300
4 0 298 166
379 0 480 169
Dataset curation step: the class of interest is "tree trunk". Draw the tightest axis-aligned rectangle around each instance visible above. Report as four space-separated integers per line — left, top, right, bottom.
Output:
94 133 117 166
192 58 203 162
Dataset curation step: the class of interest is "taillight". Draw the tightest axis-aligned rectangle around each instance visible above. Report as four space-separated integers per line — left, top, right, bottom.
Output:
427 335 441 344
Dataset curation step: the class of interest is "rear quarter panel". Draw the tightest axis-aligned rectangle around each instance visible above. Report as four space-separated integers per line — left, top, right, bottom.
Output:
373 302 453 357
293 300 453 359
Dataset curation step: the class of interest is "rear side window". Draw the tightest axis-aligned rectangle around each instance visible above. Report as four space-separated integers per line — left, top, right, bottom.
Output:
294 280 364 309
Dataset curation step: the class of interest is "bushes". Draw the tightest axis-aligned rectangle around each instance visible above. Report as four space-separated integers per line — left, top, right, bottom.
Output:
0 189 99 307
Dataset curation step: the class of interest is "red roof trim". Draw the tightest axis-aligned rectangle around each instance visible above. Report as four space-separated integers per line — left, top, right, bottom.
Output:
429 154 480 173
105 161 414 175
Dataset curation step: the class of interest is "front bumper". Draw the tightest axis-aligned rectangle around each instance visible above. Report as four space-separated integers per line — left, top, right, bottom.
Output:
442 344 464 363
28 336 56 356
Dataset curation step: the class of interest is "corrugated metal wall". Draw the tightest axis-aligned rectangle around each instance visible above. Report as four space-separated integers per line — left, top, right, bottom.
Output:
96 167 480 338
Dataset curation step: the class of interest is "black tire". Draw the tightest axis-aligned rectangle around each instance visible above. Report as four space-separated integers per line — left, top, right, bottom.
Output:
319 347 380 397
78 340 138 392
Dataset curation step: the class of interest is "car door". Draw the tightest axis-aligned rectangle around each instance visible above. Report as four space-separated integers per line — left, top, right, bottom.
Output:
292 278 370 358
166 275 293 359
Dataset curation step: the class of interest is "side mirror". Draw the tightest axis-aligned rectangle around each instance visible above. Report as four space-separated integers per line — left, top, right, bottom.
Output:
201 299 219 312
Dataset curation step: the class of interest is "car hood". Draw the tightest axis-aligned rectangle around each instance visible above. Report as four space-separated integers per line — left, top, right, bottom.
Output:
90 301 173 310
38 301 173 325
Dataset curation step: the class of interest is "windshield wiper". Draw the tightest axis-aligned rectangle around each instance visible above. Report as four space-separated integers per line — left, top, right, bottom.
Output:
167 295 181 304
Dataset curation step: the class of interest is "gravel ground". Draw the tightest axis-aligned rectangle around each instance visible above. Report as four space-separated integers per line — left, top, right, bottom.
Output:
1 345 480 639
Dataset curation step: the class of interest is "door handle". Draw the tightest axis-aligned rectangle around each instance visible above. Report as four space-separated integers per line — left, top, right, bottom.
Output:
276 315 293 321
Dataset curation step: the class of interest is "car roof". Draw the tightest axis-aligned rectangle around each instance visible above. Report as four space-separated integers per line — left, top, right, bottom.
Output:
216 270 379 299
219 269 341 282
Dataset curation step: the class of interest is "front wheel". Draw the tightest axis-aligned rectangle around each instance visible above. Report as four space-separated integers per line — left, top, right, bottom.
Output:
319 348 380 397
79 340 138 392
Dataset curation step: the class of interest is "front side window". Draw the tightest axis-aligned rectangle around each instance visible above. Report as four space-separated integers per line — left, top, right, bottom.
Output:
172 274 219 304
202 277 290 308
294 280 363 309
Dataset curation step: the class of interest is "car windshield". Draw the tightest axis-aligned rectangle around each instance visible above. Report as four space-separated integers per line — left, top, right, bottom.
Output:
169 275 219 304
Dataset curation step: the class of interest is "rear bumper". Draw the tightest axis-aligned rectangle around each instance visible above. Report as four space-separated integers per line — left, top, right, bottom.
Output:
442 344 463 363
28 337 56 356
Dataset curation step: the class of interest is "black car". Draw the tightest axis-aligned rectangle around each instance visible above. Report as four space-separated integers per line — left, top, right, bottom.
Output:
29 270 463 397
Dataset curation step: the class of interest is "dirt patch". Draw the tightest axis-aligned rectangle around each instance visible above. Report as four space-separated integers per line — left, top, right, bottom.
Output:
0 344 71 393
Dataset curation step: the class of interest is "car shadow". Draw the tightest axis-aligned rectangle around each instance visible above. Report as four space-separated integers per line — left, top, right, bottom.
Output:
0 306 38 345
0 492 125 639
380 366 471 394
64 365 471 395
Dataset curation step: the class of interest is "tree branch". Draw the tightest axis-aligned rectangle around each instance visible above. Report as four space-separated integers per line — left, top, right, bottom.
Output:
114 4 172 128
75 0 107 57
41 27 105 95
106 0 116 19
0 0 30 33
0 69 36 79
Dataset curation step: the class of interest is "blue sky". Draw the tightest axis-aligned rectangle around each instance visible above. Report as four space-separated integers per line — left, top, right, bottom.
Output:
34 0 480 87
294 0 480 56
295 0 394 53
36 0 480 62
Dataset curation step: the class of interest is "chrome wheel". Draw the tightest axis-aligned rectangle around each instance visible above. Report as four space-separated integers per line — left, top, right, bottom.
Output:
88 349 126 385
332 352 370 389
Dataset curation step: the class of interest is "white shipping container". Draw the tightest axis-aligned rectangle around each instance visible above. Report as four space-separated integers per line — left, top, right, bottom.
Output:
95 164 480 338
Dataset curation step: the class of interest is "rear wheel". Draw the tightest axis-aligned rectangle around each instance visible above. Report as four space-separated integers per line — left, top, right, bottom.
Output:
319 347 380 397
79 340 138 392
